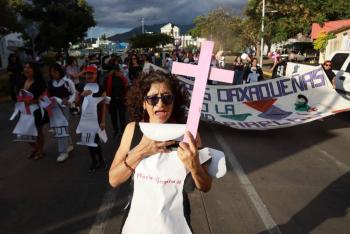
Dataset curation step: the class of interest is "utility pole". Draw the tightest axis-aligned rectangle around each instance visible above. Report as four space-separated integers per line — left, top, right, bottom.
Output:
260 0 265 67
141 17 145 34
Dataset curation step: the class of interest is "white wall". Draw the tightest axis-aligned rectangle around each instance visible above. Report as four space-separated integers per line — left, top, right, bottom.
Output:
0 33 24 69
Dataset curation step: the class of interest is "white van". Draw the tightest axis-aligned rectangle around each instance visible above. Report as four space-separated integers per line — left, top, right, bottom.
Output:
286 50 350 93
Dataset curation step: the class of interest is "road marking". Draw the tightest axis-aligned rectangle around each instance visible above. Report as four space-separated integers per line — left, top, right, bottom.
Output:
313 145 350 172
89 187 120 234
210 125 281 234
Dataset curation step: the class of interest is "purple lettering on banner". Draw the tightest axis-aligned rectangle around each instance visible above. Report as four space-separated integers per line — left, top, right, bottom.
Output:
201 113 215 121
244 122 261 128
272 120 289 126
217 89 230 102
257 121 276 127
248 85 261 101
215 104 235 115
222 121 237 128
238 87 252 102
280 79 294 96
204 88 211 101
301 71 316 89
269 81 283 97
314 73 326 88
184 82 194 91
258 83 272 100
230 88 241 102
202 103 209 112
291 75 306 92
285 118 303 123
237 122 247 128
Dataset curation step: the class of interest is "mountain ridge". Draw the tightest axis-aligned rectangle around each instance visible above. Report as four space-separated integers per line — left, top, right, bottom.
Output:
108 23 194 42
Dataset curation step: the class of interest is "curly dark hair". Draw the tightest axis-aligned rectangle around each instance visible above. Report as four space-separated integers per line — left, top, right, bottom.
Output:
126 71 189 123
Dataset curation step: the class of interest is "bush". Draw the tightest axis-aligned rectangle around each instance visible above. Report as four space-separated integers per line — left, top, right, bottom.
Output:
41 51 57 66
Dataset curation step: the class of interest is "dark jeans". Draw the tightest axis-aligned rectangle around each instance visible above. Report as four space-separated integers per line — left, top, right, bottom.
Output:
88 135 104 165
234 70 244 85
109 99 126 135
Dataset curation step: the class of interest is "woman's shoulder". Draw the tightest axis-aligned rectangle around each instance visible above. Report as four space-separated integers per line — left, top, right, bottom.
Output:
125 121 136 131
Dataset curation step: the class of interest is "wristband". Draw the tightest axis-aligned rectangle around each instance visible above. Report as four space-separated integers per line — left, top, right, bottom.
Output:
124 158 135 173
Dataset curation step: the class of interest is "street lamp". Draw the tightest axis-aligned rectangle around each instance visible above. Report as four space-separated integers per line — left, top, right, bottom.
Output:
260 0 277 67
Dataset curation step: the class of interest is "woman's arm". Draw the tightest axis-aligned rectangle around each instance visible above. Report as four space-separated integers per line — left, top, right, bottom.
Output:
109 122 176 188
178 132 212 192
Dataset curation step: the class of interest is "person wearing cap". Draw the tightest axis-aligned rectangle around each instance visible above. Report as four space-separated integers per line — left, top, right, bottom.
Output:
104 64 129 137
75 65 108 173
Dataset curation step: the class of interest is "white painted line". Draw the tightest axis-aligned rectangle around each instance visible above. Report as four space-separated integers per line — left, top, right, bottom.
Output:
313 145 350 172
210 125 281 234
89 187 120 234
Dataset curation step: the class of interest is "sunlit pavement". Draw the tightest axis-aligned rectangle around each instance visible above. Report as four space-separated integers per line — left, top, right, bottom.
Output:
1 100 350 234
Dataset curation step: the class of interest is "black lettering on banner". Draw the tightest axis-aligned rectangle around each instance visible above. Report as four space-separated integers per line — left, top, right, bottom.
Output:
86 133 91 143
56 127 63 136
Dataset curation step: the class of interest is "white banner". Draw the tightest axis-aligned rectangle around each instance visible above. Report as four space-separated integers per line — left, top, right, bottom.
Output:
177 67 350 130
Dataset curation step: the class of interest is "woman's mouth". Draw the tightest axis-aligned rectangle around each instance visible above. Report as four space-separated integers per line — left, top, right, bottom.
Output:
155 110 168 119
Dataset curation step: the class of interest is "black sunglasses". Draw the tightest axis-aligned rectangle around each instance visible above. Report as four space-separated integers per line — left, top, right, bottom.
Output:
144 94 174 106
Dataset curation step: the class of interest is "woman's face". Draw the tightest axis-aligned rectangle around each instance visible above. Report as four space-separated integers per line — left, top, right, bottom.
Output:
252 59 257 67
23 64 34 79
144 82 174 123
131 56 138 65
85 72 97 83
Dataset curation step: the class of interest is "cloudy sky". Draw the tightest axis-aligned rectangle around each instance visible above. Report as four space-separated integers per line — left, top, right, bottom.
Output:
85 0 247 38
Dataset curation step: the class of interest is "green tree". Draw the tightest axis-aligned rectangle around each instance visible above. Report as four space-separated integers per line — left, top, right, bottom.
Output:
0 0 23 37
313 31 336 52
18 0 95 53
189 8 245 52
129 33 174 49
245 0 350 45
243 0 350 57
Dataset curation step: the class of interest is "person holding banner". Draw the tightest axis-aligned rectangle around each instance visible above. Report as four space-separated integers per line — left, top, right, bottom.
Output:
233 55 245 85
109 71 212 233
19 62 48 160
322 60 336 88
244 57 263 83
48 63 76 162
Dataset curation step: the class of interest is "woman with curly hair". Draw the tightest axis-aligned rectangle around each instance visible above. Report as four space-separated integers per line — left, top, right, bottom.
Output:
109 71 212 233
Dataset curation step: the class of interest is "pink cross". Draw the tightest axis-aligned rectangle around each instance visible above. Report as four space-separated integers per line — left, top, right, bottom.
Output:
171 41 234 143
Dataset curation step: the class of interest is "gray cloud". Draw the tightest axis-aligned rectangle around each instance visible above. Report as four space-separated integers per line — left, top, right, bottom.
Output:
86 0 247 28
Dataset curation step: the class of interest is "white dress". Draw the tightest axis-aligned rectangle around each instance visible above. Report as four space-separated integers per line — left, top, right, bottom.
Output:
10 90 39 142
76 83 110 147
121 123 226 234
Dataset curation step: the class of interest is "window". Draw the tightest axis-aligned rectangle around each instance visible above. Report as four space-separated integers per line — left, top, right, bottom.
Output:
331 53 349 70
346 62 350 73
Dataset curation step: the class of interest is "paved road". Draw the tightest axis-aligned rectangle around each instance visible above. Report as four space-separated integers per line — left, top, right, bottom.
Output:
1 100 350 234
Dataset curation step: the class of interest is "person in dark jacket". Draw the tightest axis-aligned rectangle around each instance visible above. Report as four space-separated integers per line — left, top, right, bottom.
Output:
104 65 128 136
322 60 336 88
7 53 24 102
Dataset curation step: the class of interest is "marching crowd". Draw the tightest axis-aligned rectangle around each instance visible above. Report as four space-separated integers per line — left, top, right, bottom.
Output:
6 47 336 173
